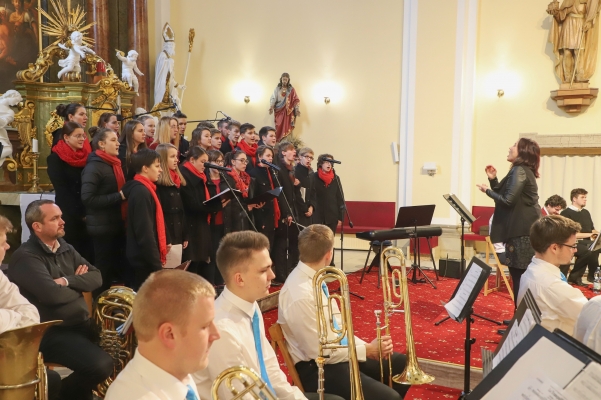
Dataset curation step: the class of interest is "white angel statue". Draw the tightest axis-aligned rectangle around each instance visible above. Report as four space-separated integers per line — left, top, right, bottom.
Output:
0 90 22 167
57 31 96 80
116 50 144 95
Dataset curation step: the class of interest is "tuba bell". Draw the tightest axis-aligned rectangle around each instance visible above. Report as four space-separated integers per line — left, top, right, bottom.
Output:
313 267 364 400
211 365 277 400
92 286 137 398
379 246 434 385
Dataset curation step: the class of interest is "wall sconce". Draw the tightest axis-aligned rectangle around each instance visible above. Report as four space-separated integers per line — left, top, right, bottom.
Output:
324 97 330 104
497 89 504 98
244 96 250 104
422 162 437 176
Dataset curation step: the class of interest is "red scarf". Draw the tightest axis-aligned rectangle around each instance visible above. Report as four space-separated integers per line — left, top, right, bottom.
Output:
238 140 257 158
95 149 127 219
261 166 281 228
169 169 181 188
183 162 211 222
318 168 335 187
133 174 167 265
227 169 251 198
52 140 91 168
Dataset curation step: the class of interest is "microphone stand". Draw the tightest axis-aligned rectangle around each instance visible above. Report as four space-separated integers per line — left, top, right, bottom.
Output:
218 171 257 232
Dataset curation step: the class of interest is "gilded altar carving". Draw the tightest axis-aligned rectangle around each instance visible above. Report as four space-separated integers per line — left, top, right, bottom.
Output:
9 100 36 168
44 111 63 148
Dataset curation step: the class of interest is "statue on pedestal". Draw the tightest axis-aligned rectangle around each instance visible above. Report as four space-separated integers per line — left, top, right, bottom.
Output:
269 72 300 142
117 49 144 95
153 23 185 110
0 90 22 167
57 31 96 80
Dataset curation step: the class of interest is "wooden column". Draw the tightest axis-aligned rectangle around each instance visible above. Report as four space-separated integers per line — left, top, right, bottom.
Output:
128 0 150 111
86 0 110 63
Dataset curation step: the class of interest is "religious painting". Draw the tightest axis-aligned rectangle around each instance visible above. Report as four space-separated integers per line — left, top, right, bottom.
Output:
0 0 41 93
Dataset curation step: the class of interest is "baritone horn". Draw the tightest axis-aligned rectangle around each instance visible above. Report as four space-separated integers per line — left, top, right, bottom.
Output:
313 267 364 400
379 246 435 385
211 365 276 400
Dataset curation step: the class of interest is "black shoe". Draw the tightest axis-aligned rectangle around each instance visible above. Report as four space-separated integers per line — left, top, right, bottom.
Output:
569 280 588 287
497 329 506 335
502 320 511 326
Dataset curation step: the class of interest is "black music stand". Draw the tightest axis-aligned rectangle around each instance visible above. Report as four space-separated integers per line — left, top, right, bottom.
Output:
396 205 438 289
434 194 501 327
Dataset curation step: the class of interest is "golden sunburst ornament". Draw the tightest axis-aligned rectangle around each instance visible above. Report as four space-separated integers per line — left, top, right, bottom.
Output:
39 0 95 47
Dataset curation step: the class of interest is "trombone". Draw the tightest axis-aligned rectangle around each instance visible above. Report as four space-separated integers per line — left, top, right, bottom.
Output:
378 246 435 385
313 267 364 400
211 365 277 400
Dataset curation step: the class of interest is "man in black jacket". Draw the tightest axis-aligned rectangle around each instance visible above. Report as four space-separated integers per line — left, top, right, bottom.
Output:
174 110 190 162
560 188 600 286
8 199 113 400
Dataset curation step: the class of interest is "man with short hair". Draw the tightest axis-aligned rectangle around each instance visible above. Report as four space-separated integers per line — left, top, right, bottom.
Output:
220 120 241 155
518 215 588 335
560 188 600 285
217 118 229 142
542 194 567 216
173 110 190 162
295 147 315 227
258 126 277 148
105 270 220 399
123 149 166 289
8 200 112 400
279 225 410 400
209 128 222 151
194 231 342 400
237 123 258 167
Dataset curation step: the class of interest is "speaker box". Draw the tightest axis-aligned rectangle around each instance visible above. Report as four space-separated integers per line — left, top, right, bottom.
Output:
439 258 462 279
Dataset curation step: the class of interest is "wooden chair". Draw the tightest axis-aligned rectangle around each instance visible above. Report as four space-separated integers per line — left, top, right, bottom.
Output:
268 323 304 391
483 237 513 299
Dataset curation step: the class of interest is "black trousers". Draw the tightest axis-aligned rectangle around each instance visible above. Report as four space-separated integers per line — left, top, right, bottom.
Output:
210 224 225 286
565 243 600 282
326 221 338 266
273 223 300 282
190 260 219 285
63 215 94 265
508 267 526 306
92 232 126 298
296 353 410 400
47 368 62 400
40 321 114 400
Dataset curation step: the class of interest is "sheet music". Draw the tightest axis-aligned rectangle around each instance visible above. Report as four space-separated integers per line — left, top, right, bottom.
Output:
300 187 306 202
564 362 601 400
506 371 573 400
444 264 481 320
164 244 183 269
493 309 537 369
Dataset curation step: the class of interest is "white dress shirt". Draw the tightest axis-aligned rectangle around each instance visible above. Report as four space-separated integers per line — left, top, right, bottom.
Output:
0 269 39 334
518 257 588 335
105 349 200 400
278 261 367 365
194 287 305 400
574 295 601 353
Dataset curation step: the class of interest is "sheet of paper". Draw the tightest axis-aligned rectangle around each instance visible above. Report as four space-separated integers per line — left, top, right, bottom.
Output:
444 264 481 320
164 244 183 269
564 362 601 400
506 371 573 400
300 187 306 202
483 337 585 400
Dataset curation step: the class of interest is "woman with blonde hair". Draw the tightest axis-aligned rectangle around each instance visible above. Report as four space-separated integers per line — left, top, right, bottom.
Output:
155 143 188 267
149 116 179 151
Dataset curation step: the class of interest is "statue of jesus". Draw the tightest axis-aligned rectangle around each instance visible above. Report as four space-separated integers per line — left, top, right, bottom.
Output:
269 72 300 142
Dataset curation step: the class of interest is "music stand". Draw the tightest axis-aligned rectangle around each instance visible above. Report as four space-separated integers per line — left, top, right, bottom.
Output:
434 194 501 327
395 205 437 289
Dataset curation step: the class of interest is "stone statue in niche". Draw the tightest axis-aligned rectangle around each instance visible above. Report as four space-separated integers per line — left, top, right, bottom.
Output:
269 72 300 142
153 23 185 110
57 31 96 80
547 0 600 113
0 90 22 167
116 49 144 95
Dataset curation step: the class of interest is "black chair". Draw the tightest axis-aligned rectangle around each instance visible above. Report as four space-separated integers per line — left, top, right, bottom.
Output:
360 240 392 287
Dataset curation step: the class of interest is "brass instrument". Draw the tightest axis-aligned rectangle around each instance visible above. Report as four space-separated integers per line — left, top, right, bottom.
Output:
211 365 277 400
313 267 364 400
0 320 61 400
93 286 137 398
380 246 434 385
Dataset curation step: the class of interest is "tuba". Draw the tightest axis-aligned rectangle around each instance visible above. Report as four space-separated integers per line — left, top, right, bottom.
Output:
211 365 277 400
313 267 364 400
93 286 137 398
379 246 434 385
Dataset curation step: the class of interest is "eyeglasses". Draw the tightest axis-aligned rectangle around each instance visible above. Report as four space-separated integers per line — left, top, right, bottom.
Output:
557 243 578 250
72 135 87 140
234 158 249 164
215 159 224 164
303 156 314 160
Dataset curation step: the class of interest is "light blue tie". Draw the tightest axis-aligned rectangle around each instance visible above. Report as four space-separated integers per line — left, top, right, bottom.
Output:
560 272 568 282
252 310 274 392
185 384 198 400
321 282 348 345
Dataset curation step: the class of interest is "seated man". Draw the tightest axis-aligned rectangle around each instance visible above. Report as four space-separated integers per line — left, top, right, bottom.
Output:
105 270 220 399
194 231 343 400
573 295 601 353
560 188 600 286
518 215 588 336
278 224 410 400
542 194 566 216
8 200 112 400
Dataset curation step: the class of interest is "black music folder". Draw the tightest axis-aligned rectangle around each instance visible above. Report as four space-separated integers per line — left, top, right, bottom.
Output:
443 194 476 224
395 205 435 228
246 187 282 206
443 257 491 322
203 188 241 206
468 325 601 399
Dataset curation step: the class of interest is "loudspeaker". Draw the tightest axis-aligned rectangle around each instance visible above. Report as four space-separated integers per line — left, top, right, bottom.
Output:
439 257 462 279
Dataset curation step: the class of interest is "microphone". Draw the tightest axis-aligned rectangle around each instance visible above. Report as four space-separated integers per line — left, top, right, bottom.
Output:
203 163 232 172
219 111 232 120
86 105 119 112
260 159 281 171
323 158 341 164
